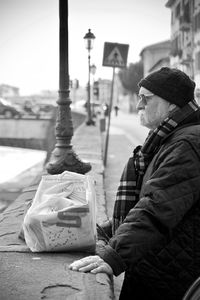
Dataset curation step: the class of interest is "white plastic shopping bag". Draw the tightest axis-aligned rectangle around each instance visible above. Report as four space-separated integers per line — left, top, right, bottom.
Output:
23 171 96 252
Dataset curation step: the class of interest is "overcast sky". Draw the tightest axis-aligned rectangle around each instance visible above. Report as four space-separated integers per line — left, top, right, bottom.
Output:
0 0 171 95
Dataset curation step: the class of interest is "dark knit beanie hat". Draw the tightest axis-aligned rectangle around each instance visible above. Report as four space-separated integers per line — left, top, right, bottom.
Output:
138 67 195 107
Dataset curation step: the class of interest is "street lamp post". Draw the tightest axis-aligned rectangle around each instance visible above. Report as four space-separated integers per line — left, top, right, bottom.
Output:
84 29 95 126
46 0 91 175
90 64 97 117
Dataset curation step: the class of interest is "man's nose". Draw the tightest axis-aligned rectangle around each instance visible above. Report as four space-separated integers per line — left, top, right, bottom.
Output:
136 100 145 111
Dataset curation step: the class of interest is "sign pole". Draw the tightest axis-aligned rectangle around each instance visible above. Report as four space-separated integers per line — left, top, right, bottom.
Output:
102 41 129 166
104 66 115 166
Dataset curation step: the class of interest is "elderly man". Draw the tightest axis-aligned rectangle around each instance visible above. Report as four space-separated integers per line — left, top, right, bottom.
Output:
69 67 200 300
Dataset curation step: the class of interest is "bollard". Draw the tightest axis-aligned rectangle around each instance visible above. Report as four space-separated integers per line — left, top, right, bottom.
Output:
100 118 106 132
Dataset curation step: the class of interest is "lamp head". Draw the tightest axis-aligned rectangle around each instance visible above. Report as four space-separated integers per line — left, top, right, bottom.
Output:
84 29 95 50
90 64 97 75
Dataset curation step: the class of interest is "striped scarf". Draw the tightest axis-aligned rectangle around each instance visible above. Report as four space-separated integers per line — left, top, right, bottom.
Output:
112 100 199 234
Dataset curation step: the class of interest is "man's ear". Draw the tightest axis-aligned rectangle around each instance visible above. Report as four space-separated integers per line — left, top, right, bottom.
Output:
169 103 177 112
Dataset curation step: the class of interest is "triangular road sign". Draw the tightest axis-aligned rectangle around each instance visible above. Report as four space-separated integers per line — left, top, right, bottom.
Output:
104 47 125 67
102 42 129 68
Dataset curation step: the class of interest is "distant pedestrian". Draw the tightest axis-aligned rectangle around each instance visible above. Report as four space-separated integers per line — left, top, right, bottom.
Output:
114 105 119 116
69 67 200 300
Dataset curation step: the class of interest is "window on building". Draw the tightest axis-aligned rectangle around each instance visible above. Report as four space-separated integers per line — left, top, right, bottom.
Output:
194 12 200 32
191 0 195 14
183 1 190 22
195 51 200 71
171 35 182 57
193 15 196 31
198 12 200 31
175 3 181 18
171 11 174 25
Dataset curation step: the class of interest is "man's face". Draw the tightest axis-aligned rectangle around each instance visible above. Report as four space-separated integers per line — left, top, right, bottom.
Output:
137 87 171 130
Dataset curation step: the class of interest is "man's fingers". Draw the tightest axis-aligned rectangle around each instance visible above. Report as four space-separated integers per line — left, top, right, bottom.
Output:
90 265 106 274
79 262 99 272
91 263 113 275
69 260 88 270
69 256 113 276
69 256 101 271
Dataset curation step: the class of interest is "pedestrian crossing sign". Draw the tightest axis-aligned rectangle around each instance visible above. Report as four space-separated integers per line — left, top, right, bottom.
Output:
102 42 129 68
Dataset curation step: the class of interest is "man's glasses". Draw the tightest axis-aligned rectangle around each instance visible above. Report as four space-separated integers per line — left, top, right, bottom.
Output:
137 93 154 106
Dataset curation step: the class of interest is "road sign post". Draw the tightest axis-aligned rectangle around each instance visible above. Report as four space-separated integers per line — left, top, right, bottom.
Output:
102 42 129 166
103 66 115 166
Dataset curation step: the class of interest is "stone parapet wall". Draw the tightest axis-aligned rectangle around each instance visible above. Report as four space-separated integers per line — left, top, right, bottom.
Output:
0 118 114 299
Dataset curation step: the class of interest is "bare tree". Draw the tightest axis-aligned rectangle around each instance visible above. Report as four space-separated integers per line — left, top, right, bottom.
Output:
118 61 143 95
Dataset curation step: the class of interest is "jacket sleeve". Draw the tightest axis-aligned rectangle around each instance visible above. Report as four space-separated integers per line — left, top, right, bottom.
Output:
96 139 200 276
96 219 113 242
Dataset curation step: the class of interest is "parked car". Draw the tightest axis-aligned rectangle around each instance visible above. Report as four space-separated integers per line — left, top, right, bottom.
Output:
0 98 23 118
23 100 40 118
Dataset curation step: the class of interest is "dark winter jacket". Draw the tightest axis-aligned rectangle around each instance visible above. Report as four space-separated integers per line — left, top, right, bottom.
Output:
97 111 200 300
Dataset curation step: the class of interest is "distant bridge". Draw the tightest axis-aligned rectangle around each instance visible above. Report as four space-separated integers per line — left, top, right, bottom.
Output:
0 110 86 160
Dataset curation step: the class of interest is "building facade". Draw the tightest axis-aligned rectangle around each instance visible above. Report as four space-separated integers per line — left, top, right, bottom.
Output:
140 40 171 76
165 0 200 90
98 79 111 105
